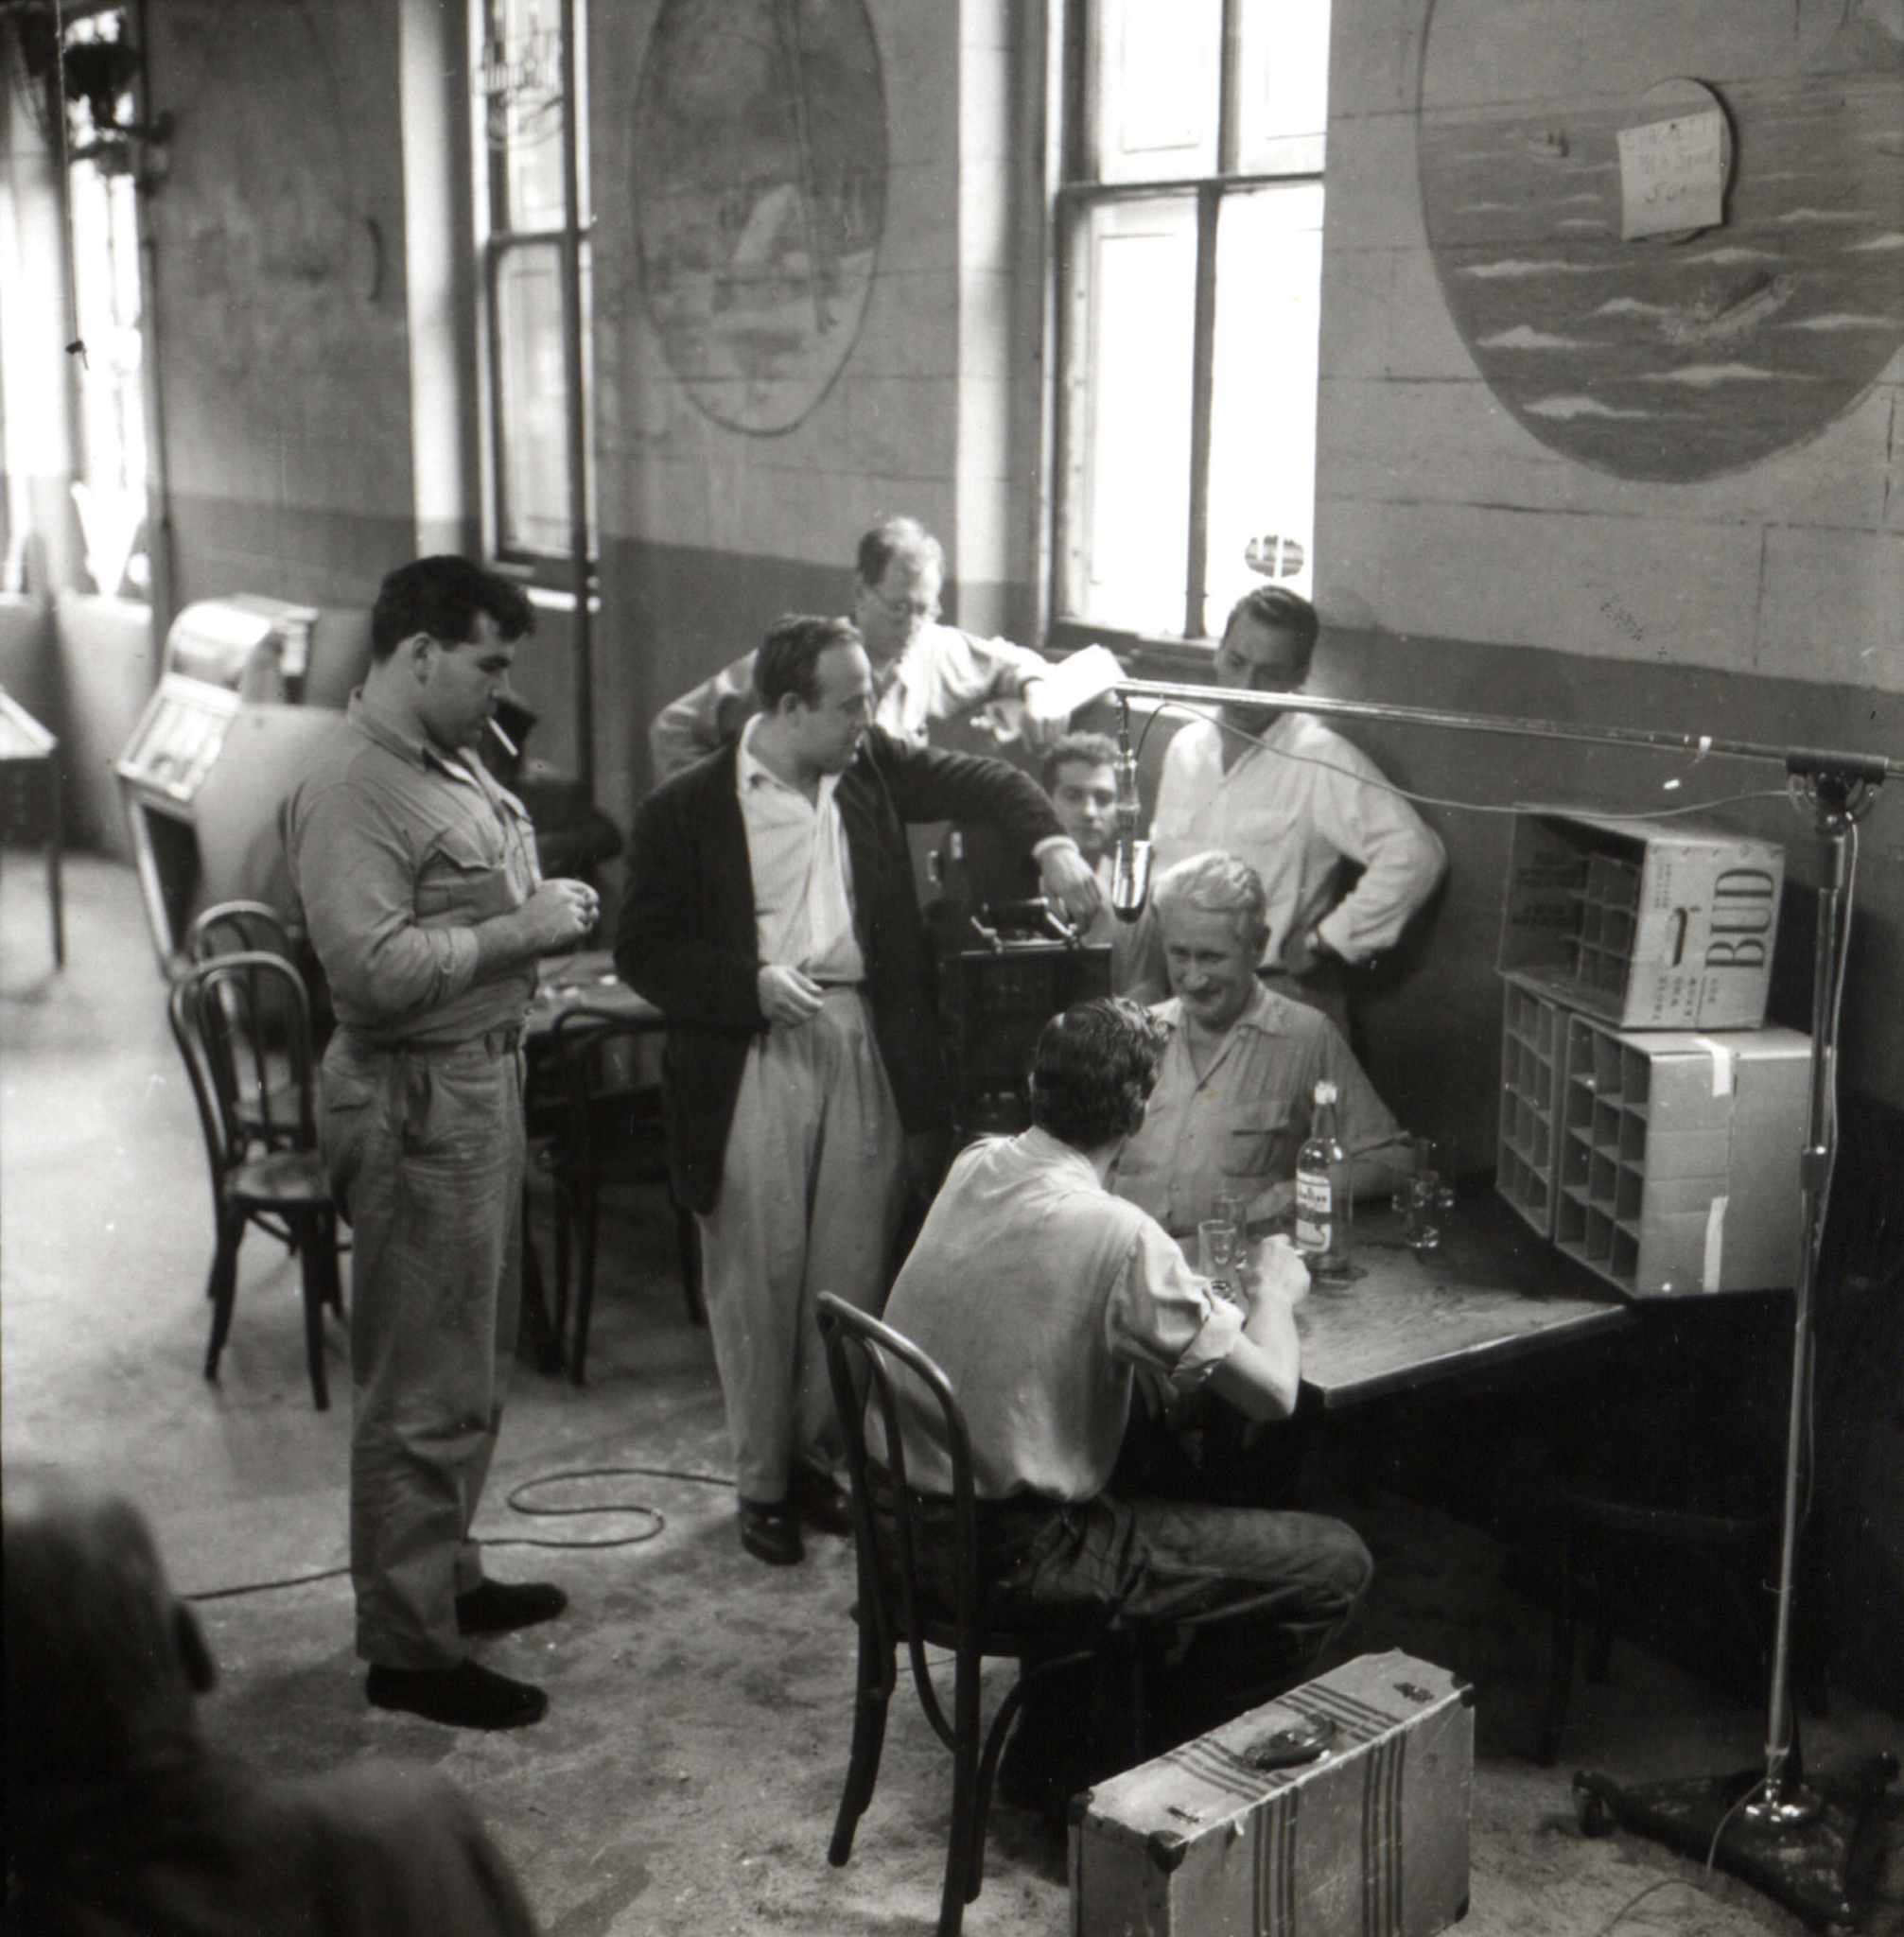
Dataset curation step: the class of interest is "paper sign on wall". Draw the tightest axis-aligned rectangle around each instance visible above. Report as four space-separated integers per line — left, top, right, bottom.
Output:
1618 109 1726 240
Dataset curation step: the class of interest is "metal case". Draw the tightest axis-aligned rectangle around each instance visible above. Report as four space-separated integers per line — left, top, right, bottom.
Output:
1071 1650 1474 1937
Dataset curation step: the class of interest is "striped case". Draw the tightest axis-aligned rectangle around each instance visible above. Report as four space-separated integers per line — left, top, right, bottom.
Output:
1070 1650 1474 1937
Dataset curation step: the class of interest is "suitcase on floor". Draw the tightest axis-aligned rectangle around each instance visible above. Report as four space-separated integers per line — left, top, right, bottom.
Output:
1070 1649 1474 1937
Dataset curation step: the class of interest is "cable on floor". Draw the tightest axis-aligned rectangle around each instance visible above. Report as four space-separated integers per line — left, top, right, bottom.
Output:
1583 1773 1766 1937
183 1463 736 1600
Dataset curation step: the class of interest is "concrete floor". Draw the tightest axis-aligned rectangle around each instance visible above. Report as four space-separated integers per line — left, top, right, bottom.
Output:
5 849 1901 1937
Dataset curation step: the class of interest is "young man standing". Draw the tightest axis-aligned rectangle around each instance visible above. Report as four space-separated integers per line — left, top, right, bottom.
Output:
288 556 597 1730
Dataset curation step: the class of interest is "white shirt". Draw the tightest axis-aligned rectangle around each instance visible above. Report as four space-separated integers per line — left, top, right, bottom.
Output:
734 717 865 983
878 1127 1242 1502
1150 712 1446 968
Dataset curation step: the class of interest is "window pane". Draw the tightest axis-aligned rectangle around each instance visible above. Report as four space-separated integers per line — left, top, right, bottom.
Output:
1235 0 1332 173
494 240 571 555
1092 0 1220 183
1204 183 1324 621
482 0 568 229
1064 196 1197 632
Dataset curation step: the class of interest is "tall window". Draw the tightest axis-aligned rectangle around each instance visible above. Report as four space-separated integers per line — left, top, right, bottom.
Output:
1053 0 1330 641
474 0 593 569
59 9 148 597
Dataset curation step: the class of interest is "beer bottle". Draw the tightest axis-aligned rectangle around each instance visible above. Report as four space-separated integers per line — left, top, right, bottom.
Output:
1295 1079 1351 1276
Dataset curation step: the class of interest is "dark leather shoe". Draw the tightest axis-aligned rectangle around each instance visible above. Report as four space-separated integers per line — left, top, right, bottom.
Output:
789 1463 854 1537
737 1496 803 1566
365 1659 548 1730
455 1579 568 1635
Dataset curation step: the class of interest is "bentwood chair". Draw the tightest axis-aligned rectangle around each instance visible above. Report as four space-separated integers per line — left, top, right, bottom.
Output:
817 1293 1104 1937
540 1007 701 1383
169 951 343 1409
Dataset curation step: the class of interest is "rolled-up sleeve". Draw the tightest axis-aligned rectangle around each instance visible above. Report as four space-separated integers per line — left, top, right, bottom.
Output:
1104 1218 1244 1393
293 777 480 1022
649 651 760 784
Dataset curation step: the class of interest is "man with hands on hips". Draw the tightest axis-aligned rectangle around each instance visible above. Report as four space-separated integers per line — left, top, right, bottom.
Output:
619 614 1099 1567
288 556 596 1733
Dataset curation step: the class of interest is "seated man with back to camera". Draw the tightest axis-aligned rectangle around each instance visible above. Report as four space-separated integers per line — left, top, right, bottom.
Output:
1110 851 1410 1241
1150 587 1445 1037
649 515 1074 783
876 999 1372 1817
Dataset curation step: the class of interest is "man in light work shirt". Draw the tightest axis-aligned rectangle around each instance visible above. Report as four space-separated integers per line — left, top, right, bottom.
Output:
1110 852 1408 1240
1150 586 1445 1031
620 615 1100 1568
648 515 1074 783
288 556 598 1732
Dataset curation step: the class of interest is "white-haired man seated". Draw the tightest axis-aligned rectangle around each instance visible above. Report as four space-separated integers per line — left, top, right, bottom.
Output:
1109 850 1410 1239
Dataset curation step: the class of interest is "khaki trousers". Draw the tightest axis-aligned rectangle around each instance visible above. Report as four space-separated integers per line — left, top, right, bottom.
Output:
698 989 906 1504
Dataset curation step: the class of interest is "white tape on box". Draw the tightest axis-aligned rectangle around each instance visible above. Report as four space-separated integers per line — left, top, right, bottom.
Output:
1703 1195 1728 1291
1693 1036 1736 1097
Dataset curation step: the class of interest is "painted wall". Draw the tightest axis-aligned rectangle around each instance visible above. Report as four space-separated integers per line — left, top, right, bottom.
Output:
142 0 417 612
1309 0 1904 1135
589 0 1043 836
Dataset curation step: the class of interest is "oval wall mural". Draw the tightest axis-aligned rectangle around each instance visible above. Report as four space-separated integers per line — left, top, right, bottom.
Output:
1418 0 1904 481
631 0 887 436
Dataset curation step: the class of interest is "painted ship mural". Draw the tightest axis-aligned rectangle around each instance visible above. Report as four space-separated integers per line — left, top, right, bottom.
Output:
1418 4 1904 481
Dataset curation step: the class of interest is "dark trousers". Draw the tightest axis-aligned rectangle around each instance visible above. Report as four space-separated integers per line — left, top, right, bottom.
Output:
899 1487 1371 1775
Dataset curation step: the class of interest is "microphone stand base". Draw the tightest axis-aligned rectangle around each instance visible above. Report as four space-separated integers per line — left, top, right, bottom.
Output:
1571 1754 1897 1935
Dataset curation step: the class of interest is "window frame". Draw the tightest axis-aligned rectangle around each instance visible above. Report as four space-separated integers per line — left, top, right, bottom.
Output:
1047 0 1326 653
472 0 595 588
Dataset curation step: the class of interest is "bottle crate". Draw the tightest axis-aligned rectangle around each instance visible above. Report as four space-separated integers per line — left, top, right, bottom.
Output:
1497 811 1783 1030
1552 1011 1810 1297
1496 975 1566 1237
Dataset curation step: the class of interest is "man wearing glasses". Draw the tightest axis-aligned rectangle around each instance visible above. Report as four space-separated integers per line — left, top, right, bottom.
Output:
648 516 1074 783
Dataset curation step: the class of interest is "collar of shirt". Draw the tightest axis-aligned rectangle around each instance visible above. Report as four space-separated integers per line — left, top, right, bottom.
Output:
1192 707 1309 776
1153 980 1293 1079
344 688 480 785
735 714 845 814
1012 1125 1106 1193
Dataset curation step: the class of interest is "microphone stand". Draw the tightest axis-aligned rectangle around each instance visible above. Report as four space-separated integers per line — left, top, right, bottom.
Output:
1111 674 1899 1931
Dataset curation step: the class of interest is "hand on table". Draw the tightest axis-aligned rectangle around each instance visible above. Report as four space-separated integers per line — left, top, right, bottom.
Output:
758 965 826 1026
1246 1232 1310 1308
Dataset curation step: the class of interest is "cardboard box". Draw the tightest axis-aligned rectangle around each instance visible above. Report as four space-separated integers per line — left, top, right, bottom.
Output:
1497 811 1784 1030
1071 1650 1472 1937
1553 1013 1809 1297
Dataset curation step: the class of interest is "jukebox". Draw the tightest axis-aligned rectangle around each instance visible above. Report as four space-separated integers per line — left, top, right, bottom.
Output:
114 596 371 968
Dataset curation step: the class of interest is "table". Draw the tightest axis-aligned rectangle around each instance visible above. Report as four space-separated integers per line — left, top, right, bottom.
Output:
0 689 62 968
517 951 664 1373
1288 1194 1633 1409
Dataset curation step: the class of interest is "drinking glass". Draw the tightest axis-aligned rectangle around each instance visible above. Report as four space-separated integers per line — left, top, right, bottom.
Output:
1197 1218 1241 1303
1394 1137 1456 1255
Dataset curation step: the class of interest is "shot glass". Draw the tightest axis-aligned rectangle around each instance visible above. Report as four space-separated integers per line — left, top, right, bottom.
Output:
1394 1137 1456 1256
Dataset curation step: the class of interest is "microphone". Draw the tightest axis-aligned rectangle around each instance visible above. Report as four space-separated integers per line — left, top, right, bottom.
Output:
1109 697 1153 923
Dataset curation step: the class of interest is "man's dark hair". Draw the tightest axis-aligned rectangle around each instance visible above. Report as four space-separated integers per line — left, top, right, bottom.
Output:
1222 585 1320 679
1030 998 1168 1151
755 614 863 710
369 556 535 661
1040 730 1121 792
856 515 943 588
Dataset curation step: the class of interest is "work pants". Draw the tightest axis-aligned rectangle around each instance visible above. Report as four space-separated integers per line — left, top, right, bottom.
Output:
321 1028 526 1669
697 988 907 1504
900 1486 1371 1774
